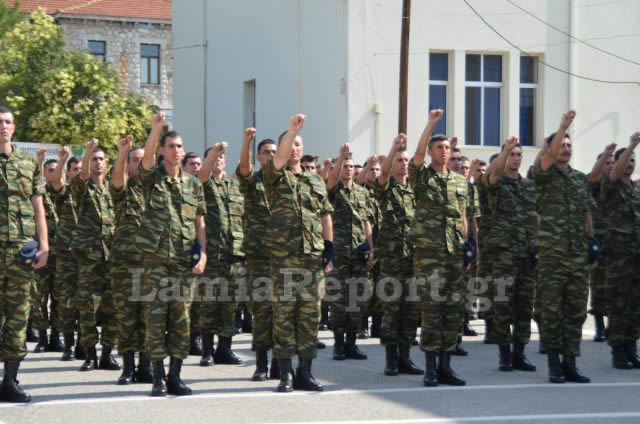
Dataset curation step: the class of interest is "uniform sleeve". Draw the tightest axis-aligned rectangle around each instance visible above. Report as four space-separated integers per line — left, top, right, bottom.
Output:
31 157 46 198
138 162 155 188
532 158 552 186
70 174 88 204
262 158 284 191
469 182 481 218
235 165 254 195
372 179 389 204
408 160 424 188
195 180 206 216
109 180 126 203
363 190 376 223
319 185 334 217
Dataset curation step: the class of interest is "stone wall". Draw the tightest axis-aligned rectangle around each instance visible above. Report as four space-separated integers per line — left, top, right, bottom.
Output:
59 18 172 112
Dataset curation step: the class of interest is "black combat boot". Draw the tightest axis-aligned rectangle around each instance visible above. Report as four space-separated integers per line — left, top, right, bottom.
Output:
593 314 606 342
437 351 465 386
61 333 75 361
136 352 153 383
547 350 565 383
536 321 547 354
345 332 367 360
452 337 468 356
166 357 192 396
189 332 203 356
269 356 280 379
98 346 121 370
74 332 87 360
117 352 135 385
398 345 423 375
252 349 269 381
277 358 294 393
332 333 346 361
463 313 477 336
234 310 243 334
293 357 323 391
34 331 48 353
151 360 167 397
498 345 513 371
562 355 590 383
612 345 632 369
512 342 536 371
199 331 214 366
357 316 369 339
384 344 399 376
47 329 65 352
316 341 326 349
423 351 438 387
370 314 381 338
80 346 98 371
483 319 495 344
241 311 253 334
624 342 640 369
26 320 38 343
319 303 329 331
0 361 31 403
214 336 243 365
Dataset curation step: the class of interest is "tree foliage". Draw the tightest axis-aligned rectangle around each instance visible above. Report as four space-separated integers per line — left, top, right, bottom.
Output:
0 9 154 155
0 0 27 38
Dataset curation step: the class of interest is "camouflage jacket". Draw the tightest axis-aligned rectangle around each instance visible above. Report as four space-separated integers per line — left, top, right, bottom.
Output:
589 177 608 239
236 167 270 260
70 175 115 260
409 163 468 255
50 184 78 252
329 181 373 254
203 175 245 259
43 185 59 255
263 159 333 255
135 164 206 264
532 160 591 256
0 146 45 244
600 176 640 252
485 175 537 257
110 179 145 259
363 182 383 245
372 177 415 259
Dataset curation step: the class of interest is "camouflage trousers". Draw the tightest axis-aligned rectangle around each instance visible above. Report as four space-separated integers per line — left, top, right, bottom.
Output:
31 254 59 331
271 249 323 360
190 298 200 336
379 255 419 348
366 259 382 317
327 252 371 336
54 249 79 334
538 254 588 357
606 251 640 346
77 250 117 348
110 252 145 353
415 251 464 353
248 256 273 351
491 254 536 345
142 257 193 361
589 250 609 317
0 242 34 361
476 246 495 320
198 254 243 338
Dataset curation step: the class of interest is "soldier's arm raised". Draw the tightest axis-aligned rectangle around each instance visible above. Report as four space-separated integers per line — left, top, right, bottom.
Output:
112 136 133 190
79 139 99 181
609 132 640 183
198 142 227 184
273 114 306 171
587 143 617 184
142 112 165 171
238 128 256 178
51 146 70 192
412 109 443 168
378 134 406 186
488 136 518 185
539 109 576 172
355 156 374 186
327 144 350 190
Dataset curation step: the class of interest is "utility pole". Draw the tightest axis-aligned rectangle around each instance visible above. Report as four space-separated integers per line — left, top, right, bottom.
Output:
398 0 411 134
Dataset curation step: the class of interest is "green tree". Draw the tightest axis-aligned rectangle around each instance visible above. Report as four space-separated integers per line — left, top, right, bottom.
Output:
0 0 27 37
0 9 154 155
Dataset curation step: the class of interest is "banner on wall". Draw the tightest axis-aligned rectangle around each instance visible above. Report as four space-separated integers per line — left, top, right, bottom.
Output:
13 142 84 162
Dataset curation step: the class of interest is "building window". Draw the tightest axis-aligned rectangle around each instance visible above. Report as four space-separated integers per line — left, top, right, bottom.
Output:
519 56 538 147
428 52 448 135
140 44 160 85
465 54 503 146
88 40 106 62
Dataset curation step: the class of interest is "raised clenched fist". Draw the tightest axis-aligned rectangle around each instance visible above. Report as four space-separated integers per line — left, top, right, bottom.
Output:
152 112 165 128
59 146 71 162
36 148 46 165
85 138 99 153
394 133 407 150
561 109 577 129
429 109 444 123
118 135 133 153
504 136 519 151
244 128 257 143
630 132 640 148
289 114 306 133
603 142 617 157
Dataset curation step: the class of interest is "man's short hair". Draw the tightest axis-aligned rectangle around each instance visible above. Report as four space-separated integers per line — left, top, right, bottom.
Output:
460 156 469 162
160 130 180 147
67 157 80 170
354 164 363 169
546 132 571 146
257 138 276 154
452 148 461 154
477 160 487 167
301 154 316 163
489 153 499 164
44 158 59 167
0 105 13 116
501 142 522 152
429 134 448 146
182 152 199 167
614 148 628 162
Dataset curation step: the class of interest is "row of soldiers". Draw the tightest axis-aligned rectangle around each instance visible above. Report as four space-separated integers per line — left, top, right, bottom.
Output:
1 103 639 403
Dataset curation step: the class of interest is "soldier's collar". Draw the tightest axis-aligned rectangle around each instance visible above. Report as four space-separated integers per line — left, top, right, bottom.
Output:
0 143 17 159
158 164 189 182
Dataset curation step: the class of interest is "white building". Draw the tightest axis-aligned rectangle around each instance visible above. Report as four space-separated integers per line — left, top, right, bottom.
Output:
173 0 640 175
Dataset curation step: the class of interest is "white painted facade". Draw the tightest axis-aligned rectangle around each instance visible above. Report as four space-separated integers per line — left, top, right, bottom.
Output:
173 0 640 176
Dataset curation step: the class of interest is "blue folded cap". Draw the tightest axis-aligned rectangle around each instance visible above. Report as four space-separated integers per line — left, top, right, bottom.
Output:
20 240 38 265
191 240 202 268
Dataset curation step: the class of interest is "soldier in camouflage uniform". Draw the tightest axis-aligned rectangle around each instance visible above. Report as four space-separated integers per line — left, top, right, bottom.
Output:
109 135 153 385
50 153 83 361
137 119 207 397
601 134 640 369
326 144 374 361
66 139 120 372
532 109 592 384
0 106 49 403
197 142 245 367
486 137 538 372
373 136 423 377
264 115 333 393
237 131 280 381
410 110 468 387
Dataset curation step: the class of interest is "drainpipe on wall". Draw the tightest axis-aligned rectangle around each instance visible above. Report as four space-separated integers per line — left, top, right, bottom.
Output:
203 0 208 152
568 0 576 166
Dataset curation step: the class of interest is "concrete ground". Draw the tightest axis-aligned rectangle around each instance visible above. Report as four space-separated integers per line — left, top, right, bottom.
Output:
1 317 639 424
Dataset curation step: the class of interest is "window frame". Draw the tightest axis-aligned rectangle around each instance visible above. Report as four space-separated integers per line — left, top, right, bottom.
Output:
88 40 106 62
464 53 504 146
519 55 539 147
140 43 161 85
428 52 449 135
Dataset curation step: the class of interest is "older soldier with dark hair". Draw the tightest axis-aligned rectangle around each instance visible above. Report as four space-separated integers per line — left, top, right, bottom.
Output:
533 109 593 384
0 105 49 403
138 124 207 397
